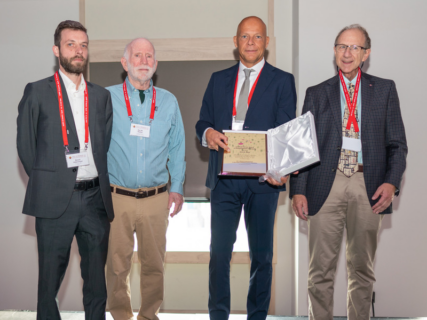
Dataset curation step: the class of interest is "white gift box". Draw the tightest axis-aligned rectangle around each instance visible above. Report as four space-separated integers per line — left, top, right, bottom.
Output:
266 111 319 181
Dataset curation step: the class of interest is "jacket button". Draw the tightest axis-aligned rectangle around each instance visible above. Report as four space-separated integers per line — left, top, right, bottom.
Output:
337 147 341 150
332 168 336 172
74 147 79 150
73 168 77 172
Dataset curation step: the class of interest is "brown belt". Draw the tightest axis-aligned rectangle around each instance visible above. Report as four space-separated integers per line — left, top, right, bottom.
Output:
111 185 167 199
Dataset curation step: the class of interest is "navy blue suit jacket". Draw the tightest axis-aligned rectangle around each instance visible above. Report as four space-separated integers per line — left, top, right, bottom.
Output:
290 72 408 215
196 62 297 193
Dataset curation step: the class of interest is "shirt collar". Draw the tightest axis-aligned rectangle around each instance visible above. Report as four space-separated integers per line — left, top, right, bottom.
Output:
58 69 85 92
342 73 358 86
239 58 265 74
125 77 154 93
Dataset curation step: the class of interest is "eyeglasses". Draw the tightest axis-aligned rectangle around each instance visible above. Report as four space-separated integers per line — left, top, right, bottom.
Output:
335 44 366 54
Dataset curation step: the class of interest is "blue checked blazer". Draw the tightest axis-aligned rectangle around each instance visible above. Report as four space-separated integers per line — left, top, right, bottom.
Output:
290 72 407 215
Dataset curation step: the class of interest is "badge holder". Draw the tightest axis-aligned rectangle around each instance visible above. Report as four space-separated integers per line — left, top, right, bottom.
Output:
65 145 90 168
232 117 244 131
130 123 151 137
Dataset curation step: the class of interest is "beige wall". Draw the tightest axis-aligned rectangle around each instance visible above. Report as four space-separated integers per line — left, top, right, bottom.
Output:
86 0 268 40
295 0 427 316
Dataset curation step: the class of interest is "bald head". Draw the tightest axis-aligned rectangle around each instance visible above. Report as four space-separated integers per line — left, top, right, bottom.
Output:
236 16 267 37
233 16 269 68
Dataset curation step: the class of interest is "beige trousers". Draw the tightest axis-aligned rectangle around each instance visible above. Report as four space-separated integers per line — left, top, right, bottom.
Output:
307 171 383 320
106 184 169 320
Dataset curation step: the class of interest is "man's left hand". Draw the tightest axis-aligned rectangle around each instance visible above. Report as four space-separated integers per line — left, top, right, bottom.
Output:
168 192 184 217
371 183 396 214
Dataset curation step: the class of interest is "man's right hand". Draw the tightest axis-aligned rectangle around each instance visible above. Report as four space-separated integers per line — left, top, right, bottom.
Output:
292 194 309 221
206 128 230 152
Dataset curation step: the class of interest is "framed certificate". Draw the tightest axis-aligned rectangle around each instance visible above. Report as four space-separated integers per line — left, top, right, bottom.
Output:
219 130 269 176
218 111 320 179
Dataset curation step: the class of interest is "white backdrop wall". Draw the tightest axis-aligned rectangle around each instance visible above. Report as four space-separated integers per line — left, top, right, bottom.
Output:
295 0 427 317
0 0 81 311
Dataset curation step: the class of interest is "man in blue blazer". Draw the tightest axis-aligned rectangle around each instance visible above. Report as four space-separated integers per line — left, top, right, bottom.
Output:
196 16 296 320
290 25 407 319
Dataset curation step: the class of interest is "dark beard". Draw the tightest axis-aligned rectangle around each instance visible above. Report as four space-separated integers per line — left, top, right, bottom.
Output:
59 52 87 75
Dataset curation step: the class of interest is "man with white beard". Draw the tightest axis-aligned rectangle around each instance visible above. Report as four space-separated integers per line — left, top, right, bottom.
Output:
105 38 186 320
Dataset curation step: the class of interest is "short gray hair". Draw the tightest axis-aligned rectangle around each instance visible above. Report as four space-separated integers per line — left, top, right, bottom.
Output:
334 24 371 49
123 37 156 61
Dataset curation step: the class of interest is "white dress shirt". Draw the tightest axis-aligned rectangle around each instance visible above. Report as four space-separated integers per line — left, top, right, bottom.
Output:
234 58 265 107
202 58 265 146
59 69 98 181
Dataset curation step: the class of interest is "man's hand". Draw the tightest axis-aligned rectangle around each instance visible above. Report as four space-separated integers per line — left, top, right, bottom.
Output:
206 128 230 152
265 175 289 186
264 171 298 187
168 192 184 217
292 194 308 221
371 183 396 214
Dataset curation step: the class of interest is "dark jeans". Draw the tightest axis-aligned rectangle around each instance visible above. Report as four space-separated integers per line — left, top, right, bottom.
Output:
36 186 110 320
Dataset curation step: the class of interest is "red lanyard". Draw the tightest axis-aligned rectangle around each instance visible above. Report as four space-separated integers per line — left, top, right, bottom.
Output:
339 68 361 132
54 71 89 152
232 68 263 117
123 81 156 124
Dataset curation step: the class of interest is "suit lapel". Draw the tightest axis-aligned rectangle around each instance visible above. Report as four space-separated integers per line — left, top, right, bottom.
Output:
224 64 239 128
326 75 342 136
360 73 374 135
87 82 97 151
49 75 78 141
245 62 275 122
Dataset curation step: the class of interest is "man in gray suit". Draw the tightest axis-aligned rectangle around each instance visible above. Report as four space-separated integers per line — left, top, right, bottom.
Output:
17 20 114 320
290 25 407 319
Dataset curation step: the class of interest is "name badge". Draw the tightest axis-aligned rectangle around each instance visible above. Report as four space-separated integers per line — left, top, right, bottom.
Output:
130 124 150 137
342 137 361 152
232 119 244 131
65 151 89 168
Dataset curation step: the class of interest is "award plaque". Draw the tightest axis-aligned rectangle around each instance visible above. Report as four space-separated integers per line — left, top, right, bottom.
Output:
218 111 320 179
219 130 269 176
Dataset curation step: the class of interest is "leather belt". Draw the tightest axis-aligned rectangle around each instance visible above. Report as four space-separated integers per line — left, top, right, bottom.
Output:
357 164 363 172
111 185 167 199
74 177 99 191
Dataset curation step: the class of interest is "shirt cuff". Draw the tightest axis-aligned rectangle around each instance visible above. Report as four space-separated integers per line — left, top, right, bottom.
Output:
170 182 183 196
202 127 212 147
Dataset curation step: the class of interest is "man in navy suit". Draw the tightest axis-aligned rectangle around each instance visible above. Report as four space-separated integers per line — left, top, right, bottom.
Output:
290 25 407 319
196 16 296 320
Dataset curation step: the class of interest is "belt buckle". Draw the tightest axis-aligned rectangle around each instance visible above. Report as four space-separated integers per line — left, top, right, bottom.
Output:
75 181 84 191
135 190 147 199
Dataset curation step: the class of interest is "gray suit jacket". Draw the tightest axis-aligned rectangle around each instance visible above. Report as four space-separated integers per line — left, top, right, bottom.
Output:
290 72 407 215
17 74 114 220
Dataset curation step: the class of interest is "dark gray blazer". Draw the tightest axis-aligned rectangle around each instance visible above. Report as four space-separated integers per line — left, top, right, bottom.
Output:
290 72 407 215
17 74 114 220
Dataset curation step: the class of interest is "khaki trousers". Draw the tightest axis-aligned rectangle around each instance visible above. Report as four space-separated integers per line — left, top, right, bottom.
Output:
307 170 383 320
106 184 169 320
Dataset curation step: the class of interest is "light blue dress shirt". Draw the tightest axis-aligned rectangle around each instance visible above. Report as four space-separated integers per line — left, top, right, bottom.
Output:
107 78 186 195
340 74 363 164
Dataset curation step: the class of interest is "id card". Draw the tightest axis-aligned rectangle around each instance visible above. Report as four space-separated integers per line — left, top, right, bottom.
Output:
342 137 361 152
231 120 244 131
130 124 150 137
65 151 89 168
